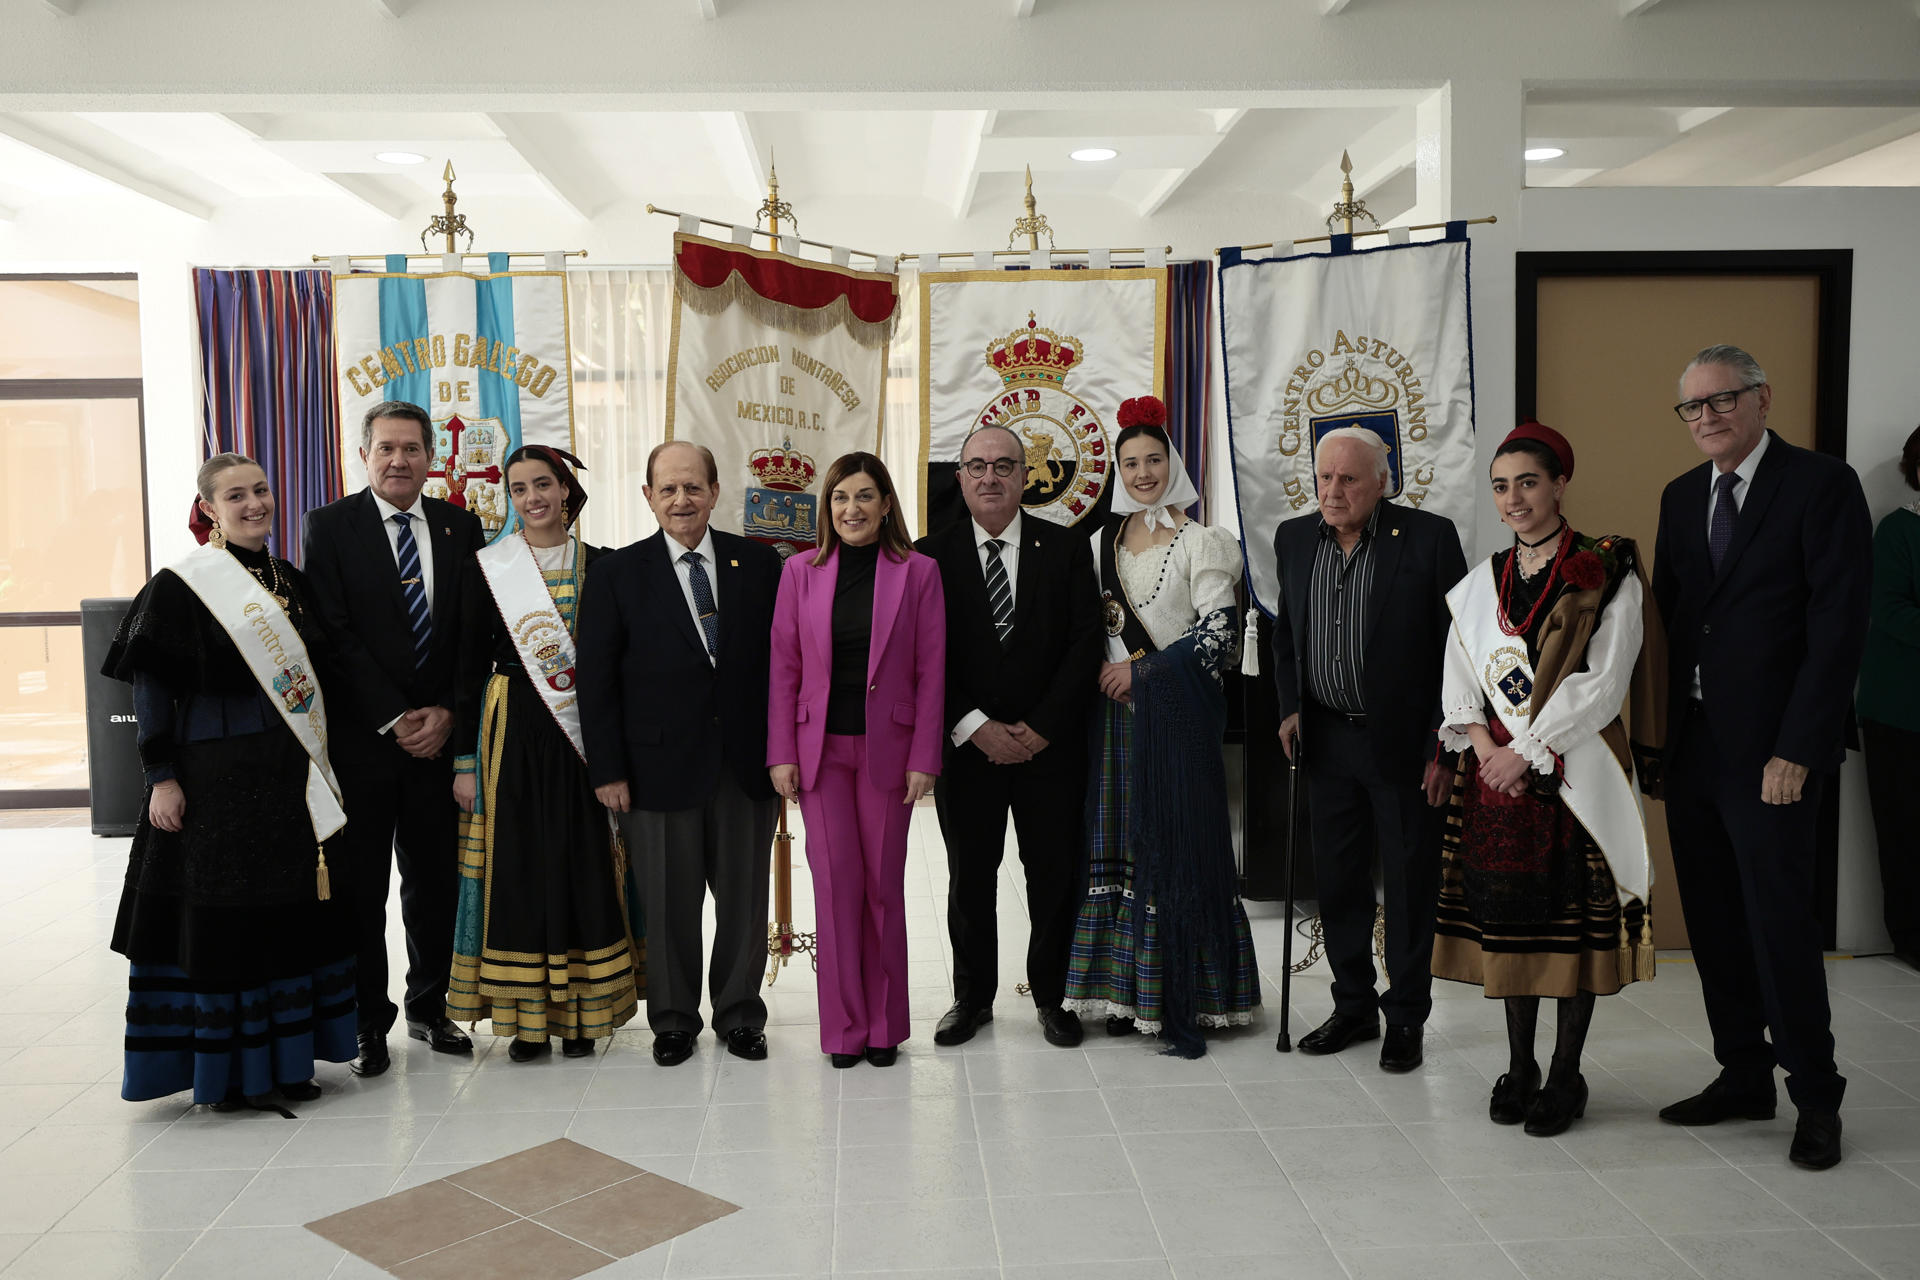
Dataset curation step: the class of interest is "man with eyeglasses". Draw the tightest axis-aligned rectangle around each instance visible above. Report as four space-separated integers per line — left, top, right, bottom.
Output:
1650 343 1872 1170
916 426 1102 1048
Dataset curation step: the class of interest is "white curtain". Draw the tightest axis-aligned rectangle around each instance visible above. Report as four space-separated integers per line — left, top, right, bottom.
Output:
566 264 925 550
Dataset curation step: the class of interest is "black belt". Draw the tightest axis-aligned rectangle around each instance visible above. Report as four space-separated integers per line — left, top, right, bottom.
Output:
1306 700 1367 726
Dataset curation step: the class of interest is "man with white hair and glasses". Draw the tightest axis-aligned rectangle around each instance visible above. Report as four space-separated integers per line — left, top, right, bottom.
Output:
1269 426 1467 1072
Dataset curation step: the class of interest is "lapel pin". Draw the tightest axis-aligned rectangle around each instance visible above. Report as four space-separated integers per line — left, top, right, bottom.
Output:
730 559 739 567
1392 528 1401 537
443 526 451 535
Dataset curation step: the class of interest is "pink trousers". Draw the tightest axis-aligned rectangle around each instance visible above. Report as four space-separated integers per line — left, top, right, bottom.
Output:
796 733 913 1055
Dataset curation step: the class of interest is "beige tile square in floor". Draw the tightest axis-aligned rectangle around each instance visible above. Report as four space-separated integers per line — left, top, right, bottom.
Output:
306 1138 738 1277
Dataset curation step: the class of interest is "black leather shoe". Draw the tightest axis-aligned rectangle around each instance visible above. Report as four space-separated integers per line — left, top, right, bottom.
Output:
1106 1015 1136 1037
830 1052 862 1068
508 1038 551 1063
561 1036 596 1058
277 1079 322 1102
1297 1012 1380 1056
934 1002 992 1047
1524 1073 1588 1137
1658 1076 1777 1126
1379 1025 1423 1073
865 1046 898 1067
652 1030 695 1066
1489 1062 1541 1125
1039 1006 1084 1047
350 1032 390 1078
406 1017 474 1055
726 1027 769 1061
1790 1109 1843 1170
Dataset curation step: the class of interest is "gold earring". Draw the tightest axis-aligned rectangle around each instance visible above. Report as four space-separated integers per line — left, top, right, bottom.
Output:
209 520 228 550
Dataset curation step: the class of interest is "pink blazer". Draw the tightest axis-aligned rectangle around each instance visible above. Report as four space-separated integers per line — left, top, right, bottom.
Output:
767 545 947 793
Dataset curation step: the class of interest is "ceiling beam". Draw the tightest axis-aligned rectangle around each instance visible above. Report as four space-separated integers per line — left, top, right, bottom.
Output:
925 110 991 219
1013 0 1037 14
319 172 416 220
1320 0 1355 13
369 0 411 14
1619 0 1667 14
695 0 718 16
487 112 614 221
40 0 80 13
1132 108 1243 216
702 111 767 206
0 113 213 219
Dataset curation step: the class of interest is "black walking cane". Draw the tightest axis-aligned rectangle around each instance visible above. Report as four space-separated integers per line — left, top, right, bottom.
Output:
1276 730 1304 1052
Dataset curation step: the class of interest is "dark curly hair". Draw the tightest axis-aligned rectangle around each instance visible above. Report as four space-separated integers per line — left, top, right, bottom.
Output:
1901 424 1920 493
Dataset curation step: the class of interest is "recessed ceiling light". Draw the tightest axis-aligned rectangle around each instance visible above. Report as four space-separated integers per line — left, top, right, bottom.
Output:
1524 147 1566 162
1070 147 1118 163
376 151 427 165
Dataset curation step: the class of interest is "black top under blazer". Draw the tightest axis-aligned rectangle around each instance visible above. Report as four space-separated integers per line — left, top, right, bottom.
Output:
301 489 486 753
1268 500 1467 780
575 528 781 809
914 516 1102 752
1651 429 1872 774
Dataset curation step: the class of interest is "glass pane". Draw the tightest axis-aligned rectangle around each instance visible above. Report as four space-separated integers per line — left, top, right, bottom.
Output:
0 278 141 379
0 625 87 791
0 398 148 611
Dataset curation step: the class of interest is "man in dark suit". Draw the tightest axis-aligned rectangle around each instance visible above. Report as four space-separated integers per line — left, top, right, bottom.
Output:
1270 428 1466 1072
303 401 486 1075
576 440 782 1067
915 425 1102 1048
1651 344 1872 1170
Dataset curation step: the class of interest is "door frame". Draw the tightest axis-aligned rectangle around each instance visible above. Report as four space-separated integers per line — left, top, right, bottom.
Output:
1514 248 1854 950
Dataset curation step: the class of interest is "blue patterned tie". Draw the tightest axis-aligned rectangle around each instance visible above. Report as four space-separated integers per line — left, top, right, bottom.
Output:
392 513 432 669
1708 471 1740 573
683 550 720 659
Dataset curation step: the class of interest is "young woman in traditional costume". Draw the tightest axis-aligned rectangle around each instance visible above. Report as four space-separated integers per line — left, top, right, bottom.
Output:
449 446 644 1062
106 454 357 1114
1434 420 1664 1136
1061 397 1260 1057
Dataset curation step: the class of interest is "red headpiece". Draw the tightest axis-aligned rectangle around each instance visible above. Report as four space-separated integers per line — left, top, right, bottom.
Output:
187 495 216 545
1116 396 1167 430
1502 420 1575 482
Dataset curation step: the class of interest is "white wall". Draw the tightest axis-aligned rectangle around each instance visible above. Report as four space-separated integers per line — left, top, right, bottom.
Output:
1516 184 1920 952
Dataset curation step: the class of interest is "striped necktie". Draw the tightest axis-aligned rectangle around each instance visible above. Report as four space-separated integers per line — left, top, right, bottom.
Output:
683 550 720 659
1708 471 1740 573
391 512 432 669
984 538 1014 648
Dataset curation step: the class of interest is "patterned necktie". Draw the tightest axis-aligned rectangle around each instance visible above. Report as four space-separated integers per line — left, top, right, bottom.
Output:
984 539 1014 648
391 512 432 669
683 550 720 659
1708 471 1741 573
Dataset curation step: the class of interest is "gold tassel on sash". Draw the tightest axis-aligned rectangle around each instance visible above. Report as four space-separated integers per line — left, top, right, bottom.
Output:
1636 908 1657 983
316 844 332 901
1616 918 1633 986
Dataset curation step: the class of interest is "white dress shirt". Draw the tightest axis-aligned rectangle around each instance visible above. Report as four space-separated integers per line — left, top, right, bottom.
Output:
371 490 435 733
951 511 1025 747
668 526 721 668
1692 430 1771 699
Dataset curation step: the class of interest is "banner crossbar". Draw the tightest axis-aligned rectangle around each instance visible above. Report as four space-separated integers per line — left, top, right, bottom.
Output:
1219 215 1496 256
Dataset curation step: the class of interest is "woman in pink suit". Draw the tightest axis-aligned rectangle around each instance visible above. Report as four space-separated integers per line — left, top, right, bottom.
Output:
768 452 946 1067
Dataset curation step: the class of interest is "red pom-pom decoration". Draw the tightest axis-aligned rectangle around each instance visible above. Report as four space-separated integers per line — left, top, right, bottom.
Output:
1116 395 1167 430
1562 550 1605 591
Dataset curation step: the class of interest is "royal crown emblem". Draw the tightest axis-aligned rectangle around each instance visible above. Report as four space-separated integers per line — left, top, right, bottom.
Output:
744 436 819 556
986 312 1084 391
970 311 1110 528
1307 360 1400 416
747 437 818 492
1269 328 1442 512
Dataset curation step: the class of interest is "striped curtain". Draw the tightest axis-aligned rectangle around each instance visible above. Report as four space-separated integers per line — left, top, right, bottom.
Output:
1164 260 1214 520
193 269 340 560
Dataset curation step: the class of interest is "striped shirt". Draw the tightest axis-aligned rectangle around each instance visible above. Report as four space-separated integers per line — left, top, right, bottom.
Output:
1303 503 1381 715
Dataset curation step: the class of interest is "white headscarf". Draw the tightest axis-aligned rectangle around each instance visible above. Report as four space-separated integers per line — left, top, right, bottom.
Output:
1109 439 1201 532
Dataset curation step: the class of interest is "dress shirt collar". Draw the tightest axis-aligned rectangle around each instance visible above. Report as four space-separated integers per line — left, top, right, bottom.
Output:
1316 499 1384 543
371 489 426 526
972 511 1024 552
669 526 718 568
1718 428 1771 490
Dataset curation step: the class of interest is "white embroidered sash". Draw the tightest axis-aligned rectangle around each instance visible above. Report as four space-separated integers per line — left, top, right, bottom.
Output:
476 535 586 762
170 544 346 846
1447 570 1651 905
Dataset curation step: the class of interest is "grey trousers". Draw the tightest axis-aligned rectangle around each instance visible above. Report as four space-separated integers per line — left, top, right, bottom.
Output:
616 770 777 1036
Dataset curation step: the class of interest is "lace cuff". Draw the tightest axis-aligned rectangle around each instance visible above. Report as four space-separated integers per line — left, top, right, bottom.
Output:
1509 728 1559 775
1437 704 1484 754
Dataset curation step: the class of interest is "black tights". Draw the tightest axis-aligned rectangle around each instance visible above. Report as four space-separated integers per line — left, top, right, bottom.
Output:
1504 991 1596 1084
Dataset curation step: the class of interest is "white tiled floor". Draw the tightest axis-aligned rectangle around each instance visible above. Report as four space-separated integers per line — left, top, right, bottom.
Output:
4 807 1920 1278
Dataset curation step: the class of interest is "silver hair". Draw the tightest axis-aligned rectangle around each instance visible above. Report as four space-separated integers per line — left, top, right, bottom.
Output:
1314 426 1391 482
1680 344 1768 397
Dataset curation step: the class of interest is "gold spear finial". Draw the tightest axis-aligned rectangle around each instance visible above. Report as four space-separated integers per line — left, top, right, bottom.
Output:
421 159 474 254
1010 163 1053 251
757 151 796 241
1326 148 1376 238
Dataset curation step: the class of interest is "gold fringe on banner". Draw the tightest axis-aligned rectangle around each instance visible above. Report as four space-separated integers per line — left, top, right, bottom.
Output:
673 262 899 350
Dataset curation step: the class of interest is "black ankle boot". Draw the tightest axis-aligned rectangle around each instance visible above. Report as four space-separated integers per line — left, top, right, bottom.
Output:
1524 1073 1588 1137
1489 1061 1541 1125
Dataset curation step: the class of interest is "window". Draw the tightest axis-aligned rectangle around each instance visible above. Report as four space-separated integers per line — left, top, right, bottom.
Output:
0 275 148 805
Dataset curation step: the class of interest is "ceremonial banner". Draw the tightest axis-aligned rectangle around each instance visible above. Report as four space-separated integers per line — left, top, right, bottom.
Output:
665 233 898 557
1221 229 1477 615
332 252 575 542
919 268 1167 535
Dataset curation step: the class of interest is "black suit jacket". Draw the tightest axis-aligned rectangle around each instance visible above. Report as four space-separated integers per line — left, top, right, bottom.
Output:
575 528 781 809
1268 501 1467 780
1651 430 1872 773
302 489 486 752
914 515 1102 753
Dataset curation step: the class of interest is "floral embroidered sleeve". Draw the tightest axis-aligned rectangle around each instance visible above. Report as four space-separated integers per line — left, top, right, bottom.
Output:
1184 525 1245 679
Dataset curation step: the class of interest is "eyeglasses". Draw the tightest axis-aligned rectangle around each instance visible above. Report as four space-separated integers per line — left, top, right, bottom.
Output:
1673 385 1760 422
959 458 1025 479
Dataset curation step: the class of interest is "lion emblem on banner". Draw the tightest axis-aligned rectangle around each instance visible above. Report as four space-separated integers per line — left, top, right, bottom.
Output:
967 312 1111 528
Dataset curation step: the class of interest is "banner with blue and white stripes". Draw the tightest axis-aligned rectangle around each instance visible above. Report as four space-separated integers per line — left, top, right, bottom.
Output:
332 252 575 542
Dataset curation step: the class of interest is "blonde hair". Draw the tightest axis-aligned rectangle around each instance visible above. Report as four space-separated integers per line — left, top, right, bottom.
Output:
196 452 258 501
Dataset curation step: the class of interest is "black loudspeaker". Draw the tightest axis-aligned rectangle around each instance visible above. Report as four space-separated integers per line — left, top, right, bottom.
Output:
80 598 141 837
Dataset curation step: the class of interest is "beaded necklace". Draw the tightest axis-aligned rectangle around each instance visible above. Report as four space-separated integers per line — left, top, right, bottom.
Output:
1497 523 1569 638
1115 513 1188 610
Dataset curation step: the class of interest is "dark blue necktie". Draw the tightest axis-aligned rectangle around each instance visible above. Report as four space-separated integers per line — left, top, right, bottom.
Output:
683 550 719 659
1708 471 1740 573
392 513 432 668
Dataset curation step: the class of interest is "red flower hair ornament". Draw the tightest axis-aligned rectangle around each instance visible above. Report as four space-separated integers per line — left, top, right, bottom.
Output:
1116 396 1167 430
